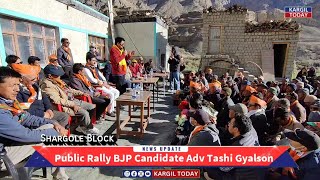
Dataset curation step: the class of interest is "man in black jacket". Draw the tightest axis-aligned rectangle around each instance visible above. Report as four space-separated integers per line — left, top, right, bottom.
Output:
70 63 110 119
216 87 234 128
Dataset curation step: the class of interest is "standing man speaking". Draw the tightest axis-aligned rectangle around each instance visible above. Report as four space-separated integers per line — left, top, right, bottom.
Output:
110 37 134 94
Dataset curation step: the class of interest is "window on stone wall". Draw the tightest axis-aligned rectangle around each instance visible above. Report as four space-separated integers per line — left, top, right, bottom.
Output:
0 17 57 66
208 26 221 54
88 35 107 60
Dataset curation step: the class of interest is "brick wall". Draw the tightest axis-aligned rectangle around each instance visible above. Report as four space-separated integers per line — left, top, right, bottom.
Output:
201 11 299 79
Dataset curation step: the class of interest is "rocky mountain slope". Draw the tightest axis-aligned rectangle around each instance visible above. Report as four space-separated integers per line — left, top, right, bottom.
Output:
79 0 320 70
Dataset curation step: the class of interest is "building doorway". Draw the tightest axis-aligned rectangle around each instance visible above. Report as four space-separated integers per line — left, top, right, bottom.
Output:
273 44 288 77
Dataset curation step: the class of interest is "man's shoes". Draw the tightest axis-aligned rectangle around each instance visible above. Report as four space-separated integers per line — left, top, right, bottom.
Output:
106 112 116 117
75 126 99 135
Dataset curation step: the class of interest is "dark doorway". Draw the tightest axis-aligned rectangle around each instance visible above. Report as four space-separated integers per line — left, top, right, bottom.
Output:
273 44 288 77
161 54 165 68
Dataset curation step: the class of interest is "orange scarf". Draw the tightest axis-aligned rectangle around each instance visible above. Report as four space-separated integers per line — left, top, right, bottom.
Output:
26 85 37 103
75 73 92 88
112 45 127 72
0 100 24 116
290 100 299 109
283 116 294 128
51 78 67 90
86 63 100 80
62 46 72 61
188 125 205 144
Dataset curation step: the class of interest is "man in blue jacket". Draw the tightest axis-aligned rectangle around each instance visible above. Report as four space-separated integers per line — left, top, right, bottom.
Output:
0 67 67 177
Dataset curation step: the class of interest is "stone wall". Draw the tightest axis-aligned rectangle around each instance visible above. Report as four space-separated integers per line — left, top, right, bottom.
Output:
201 11 300 79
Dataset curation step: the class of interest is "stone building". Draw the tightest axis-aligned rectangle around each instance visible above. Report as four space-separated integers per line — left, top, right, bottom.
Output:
201 6 301 80
114 10 170 71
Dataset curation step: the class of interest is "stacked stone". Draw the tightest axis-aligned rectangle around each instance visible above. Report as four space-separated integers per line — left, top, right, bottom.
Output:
201 9 300 79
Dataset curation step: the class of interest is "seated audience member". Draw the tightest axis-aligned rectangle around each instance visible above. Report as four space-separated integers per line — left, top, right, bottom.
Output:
199 72 209 90
216 87 234 129
5 55 22 68
187 109 220 146
273 107 304 131
228 103 259 146
28 56 45 80
205 82 221 106
297 88 309 107
241 85 257 105
286 83 297 94
308 99 320 122
129 59 140 78
144 59 153 74
205 68 213 83
0 67 69 179
84 53 120 116
14 64 69 128
246 95 269 145
40 64 99 135
265 87 279 110
48 54 60 66
296 81 305 91
279 78 289 94
70 63 111 118
87 44 103 62
205 114 264 180
304 95 318 116
286 92 307 123
256 83 268 98
284 129 320 179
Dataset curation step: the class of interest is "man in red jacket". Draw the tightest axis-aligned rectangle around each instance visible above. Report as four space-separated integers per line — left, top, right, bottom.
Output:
110 37 134 94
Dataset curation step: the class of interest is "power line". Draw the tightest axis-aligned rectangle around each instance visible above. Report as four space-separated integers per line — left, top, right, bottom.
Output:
120 23 144 57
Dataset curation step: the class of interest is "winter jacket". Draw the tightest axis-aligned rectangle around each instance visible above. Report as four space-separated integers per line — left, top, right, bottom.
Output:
290 101 307 123
110 46 131 75
0 97 58 144
168 55 180 72
16 83 52 118
247 109 269 145
57 46 74 67
40 78 84 116
216 97 234 128
295 149 320 180
188 124 221 146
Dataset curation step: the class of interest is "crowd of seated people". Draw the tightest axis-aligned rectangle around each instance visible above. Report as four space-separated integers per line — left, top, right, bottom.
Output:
173 68 320 179
0 36 152 179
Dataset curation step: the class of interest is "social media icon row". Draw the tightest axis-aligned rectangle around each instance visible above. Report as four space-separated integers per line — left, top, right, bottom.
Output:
123 170 152 178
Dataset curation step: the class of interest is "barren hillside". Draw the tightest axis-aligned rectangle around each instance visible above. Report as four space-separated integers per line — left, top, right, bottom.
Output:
79 0 320 71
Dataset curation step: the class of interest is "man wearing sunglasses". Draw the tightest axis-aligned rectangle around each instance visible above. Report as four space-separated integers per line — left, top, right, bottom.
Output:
57 38 74 78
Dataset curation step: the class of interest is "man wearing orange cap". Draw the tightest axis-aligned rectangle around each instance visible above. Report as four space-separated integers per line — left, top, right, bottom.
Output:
13 64 69 128
246 95 269 145
204 82 221 107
